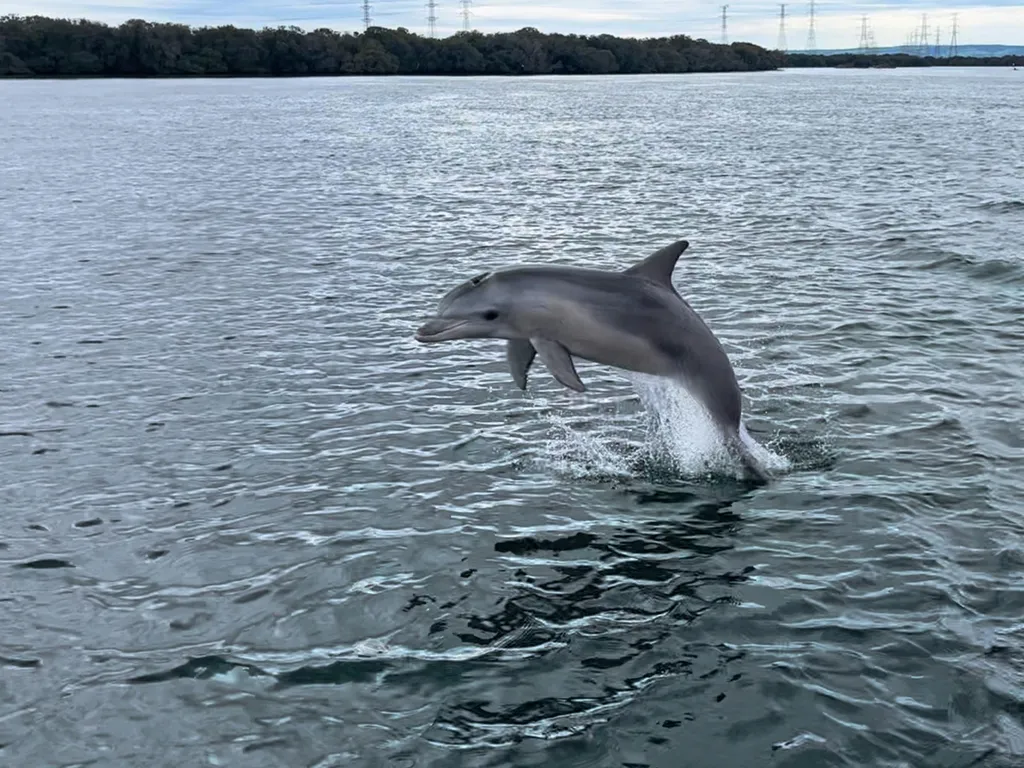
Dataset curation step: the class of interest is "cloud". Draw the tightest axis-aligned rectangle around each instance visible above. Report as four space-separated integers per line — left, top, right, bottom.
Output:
5 0 1023 48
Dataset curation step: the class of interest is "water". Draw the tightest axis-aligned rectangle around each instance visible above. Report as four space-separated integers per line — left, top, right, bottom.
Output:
1 68 1022 767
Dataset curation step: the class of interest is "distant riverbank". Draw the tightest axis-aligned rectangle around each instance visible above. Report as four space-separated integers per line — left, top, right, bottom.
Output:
786 51 1021 69
1 15 1017 79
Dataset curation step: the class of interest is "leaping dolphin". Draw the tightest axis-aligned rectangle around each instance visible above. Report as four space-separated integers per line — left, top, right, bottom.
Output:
414 239 771 482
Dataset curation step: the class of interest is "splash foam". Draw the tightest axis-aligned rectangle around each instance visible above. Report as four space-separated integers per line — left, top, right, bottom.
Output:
538 373 790 482
627 373 735 477
539 411 638 482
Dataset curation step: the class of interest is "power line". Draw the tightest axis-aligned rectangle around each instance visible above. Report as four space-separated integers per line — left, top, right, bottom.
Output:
720 5 729 45
427 0 437 37
460 0 472 31
777 4 787 52
806 0 816 52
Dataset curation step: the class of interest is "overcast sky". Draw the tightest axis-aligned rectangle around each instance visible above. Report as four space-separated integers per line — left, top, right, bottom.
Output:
7 0 1023 49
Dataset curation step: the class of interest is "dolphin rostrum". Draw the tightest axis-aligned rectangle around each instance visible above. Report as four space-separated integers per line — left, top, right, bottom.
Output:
414 239 770 482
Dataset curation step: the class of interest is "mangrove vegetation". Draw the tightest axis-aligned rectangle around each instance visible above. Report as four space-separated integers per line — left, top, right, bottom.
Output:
0 15 1016 78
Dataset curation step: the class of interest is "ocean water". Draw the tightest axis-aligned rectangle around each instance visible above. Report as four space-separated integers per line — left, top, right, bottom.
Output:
1 67 1023 767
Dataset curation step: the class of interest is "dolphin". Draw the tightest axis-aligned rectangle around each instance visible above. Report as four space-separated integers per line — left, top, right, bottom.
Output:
414 239 771 482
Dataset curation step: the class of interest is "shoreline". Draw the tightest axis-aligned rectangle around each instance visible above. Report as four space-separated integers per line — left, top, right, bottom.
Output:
2 65 1017 81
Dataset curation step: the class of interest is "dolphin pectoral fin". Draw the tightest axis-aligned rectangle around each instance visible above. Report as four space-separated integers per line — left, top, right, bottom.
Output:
506 339 536 390
531 338 585 392
624 239 689 286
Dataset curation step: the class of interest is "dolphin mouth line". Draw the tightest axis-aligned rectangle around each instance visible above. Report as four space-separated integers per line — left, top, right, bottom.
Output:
415 319 469 343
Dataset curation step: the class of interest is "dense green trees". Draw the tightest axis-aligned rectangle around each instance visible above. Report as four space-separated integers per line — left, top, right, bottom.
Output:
0 15 783 77
786 51 1020 68
0 15 1013 78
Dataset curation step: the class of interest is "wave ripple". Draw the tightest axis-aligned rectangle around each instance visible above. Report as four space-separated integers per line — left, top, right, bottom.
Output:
1 69 1022 768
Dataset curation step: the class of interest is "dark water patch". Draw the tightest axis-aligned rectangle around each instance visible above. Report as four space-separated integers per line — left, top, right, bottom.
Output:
0 430 32 437
275 659 390 687
1 657 40 669
977 200 1024 214
128 655 269 684
73 518 103 528
168 612 215 632
14 558 74 569
233 588 271 604
916 252 1023 282
241 738 291 754
494 532 598 556
922 386 973 401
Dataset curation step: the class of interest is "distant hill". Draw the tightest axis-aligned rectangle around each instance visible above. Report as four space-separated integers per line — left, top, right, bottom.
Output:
791 44 1024 58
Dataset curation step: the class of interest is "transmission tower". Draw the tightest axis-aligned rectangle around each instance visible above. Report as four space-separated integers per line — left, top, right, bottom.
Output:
949 13 959 57
919 14 929 55
460 0 472 31
777 4 788 51
720 5 729 45
427 0 437 37
858 15 870 53
806 0 817 52
934 26 941 56
362 0 371 30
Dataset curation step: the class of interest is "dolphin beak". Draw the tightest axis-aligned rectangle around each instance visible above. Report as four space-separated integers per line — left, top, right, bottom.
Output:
414 318 470 343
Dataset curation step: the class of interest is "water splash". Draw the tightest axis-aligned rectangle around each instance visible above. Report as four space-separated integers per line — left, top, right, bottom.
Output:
538 410 639 482
629 373 735 478
538 373 791 482
633 373 793 479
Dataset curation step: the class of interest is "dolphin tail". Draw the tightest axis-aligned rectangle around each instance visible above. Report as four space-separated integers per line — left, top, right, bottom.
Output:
728 425 773 484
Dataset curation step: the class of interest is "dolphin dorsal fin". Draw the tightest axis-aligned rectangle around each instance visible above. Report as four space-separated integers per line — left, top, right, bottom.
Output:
624 239 689 286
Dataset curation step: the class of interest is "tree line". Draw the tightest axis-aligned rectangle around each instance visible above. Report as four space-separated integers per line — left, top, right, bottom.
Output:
0 15 1014 78
786 51 1020 68
0 15 776 77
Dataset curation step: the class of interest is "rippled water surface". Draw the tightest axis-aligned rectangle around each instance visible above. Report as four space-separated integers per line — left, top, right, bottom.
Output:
2 68 1023 767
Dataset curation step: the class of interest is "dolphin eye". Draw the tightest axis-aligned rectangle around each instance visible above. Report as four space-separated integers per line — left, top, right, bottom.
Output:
482 310 499 321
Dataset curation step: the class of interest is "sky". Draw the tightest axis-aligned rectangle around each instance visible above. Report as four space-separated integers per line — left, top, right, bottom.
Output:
5 0 1023 50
